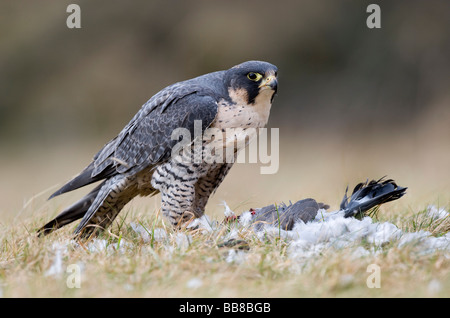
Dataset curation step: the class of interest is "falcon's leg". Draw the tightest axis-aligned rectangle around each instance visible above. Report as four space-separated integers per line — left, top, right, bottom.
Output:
152 160 204 227
193 163 234 216
160 183 197 227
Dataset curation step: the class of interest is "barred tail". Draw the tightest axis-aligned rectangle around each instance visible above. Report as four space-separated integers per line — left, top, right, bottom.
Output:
38 182 104 236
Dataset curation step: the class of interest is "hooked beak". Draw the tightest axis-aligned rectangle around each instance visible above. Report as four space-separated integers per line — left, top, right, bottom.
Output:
259 75 278 93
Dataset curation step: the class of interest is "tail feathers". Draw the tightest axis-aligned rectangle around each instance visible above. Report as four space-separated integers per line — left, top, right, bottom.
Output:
49 162 115 200
340 177 407 218
72 176 140 239
38 182 104 236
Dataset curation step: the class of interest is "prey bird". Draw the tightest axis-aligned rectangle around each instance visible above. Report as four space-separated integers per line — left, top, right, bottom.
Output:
38 61 278 238
242 177 407 231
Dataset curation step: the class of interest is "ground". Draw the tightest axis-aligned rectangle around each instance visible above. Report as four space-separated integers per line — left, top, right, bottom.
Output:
0 204 449 297
0 135 449 297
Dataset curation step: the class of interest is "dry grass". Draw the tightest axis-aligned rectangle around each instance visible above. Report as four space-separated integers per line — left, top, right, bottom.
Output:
1 132 449 298
0 202 449 298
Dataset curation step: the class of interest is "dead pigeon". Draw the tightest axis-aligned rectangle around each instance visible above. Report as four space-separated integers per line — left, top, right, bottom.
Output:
235 177 407 231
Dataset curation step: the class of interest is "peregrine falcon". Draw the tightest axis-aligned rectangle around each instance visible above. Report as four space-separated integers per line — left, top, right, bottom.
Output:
38 60 278 238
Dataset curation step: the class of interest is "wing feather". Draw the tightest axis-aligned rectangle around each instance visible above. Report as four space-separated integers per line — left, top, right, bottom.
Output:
98 85 218 174
50 82 219 198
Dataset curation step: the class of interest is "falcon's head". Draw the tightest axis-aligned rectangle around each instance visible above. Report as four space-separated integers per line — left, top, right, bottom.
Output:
225 60 278 105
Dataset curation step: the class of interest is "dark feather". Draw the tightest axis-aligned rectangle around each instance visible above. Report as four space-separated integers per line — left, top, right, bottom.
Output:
48 163 115 199
251 198 322 231
39 182 104 236
48 81 219 201
340 177 407 218
112 92 218 174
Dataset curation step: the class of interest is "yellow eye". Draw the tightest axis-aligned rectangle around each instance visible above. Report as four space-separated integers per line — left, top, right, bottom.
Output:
247 72 263 82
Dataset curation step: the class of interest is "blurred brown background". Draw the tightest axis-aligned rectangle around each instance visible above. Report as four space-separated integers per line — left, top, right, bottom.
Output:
1 0 449 222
